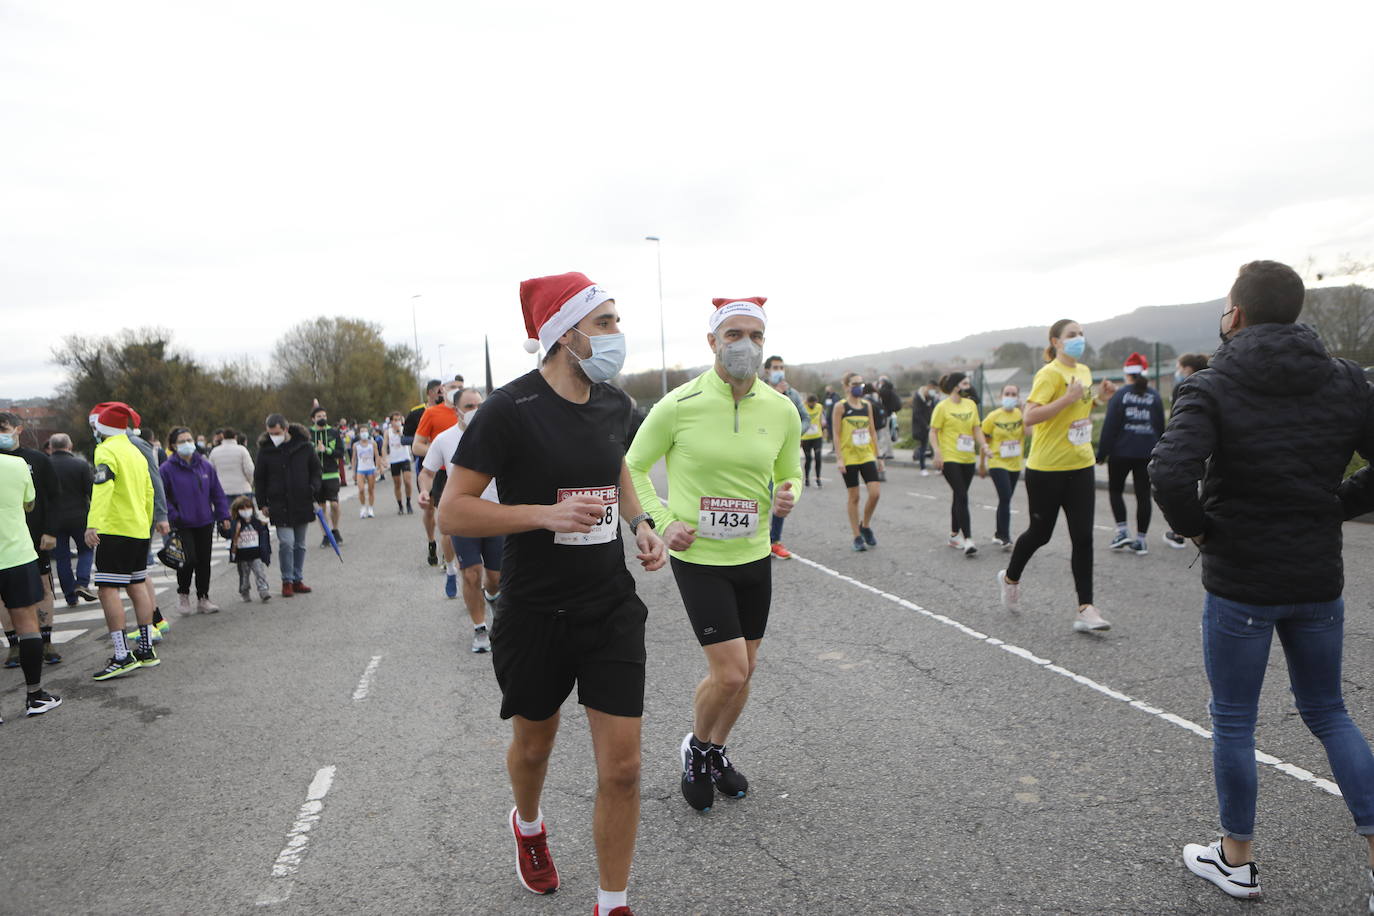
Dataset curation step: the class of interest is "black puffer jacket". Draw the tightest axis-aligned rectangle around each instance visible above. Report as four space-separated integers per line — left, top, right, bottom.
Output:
1150 323 1374 605
253 424 323 527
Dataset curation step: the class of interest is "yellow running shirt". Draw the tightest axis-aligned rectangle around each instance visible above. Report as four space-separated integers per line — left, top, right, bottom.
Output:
981 407 1025 472
1026 360 1095 472
836 400 878 467
801 403 824 441
930 397 981 465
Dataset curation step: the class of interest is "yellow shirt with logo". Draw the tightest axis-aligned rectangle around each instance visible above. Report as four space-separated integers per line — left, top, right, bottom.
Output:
836 400 878 467
981 407 1025 472
89 433 155 538
1026 360 1095 472
0 454 37 570
930 397 981 465
801 403 824 441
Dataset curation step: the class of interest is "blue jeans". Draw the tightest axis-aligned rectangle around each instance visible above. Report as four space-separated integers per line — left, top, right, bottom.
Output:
275 523 310 584
1202 592 1374 839
988 468 1020 543
53 526 94 600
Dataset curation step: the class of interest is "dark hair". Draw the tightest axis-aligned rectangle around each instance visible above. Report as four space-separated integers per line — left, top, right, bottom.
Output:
764 355 784 370
806 394 818 405
310 405 327 417
0 411 20 430
841 371 861 386
221 428 238 441
542 342 562 365
1229 260 1304 325
939 371 967 395
265 413 287 430
1177 352 1210 373
230 494 255 514
1045 318 1077 362
425 379 442 392
168 426 192 445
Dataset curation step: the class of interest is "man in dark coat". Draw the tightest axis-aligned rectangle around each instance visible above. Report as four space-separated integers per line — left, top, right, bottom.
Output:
254 415 322 597
48 433 96 607
1151 260 1374 900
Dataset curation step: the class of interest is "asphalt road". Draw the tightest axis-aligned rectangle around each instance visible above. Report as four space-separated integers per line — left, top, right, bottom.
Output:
5 464 1374 915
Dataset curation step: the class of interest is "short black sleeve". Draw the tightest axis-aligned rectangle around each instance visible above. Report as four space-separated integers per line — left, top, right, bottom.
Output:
454 389 521 479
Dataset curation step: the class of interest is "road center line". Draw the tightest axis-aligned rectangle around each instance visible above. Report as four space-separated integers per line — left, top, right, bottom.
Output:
790 553 1342 798
352 655 382 701
255 765 337 907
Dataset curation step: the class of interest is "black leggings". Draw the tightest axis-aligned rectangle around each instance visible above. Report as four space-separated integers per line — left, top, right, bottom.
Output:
175 523 214 598
1107 457 1151 533
942 462 976 538
802 438 824 481
1005 466 1095 605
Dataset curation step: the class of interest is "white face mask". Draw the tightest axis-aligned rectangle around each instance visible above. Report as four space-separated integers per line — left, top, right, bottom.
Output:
269 433 286 446
461 407 478 424
238 509 253 520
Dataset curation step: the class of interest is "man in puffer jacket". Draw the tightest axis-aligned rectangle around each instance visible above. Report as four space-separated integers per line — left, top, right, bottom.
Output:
1151 260 1374 904
253 415 322 597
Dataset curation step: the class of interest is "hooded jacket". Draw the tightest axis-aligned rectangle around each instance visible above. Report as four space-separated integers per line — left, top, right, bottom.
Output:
159 452 230 530
254 424 323 527
1095 382 1165 462
1150 323 1374 605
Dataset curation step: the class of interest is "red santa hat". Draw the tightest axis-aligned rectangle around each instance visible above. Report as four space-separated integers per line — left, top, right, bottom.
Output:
1123 352 1149 375
709 297 768 333
93 402 140 438
519 272 614 353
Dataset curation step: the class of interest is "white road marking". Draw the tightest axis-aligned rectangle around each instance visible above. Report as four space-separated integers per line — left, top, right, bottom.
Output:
906 492 937 500
50 629 88 644
791 553 1343 798
51 607 109 624
352 655 382 701
255 765 337 906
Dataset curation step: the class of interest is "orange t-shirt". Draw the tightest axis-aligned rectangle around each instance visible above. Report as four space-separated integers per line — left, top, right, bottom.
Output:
415 404 458 442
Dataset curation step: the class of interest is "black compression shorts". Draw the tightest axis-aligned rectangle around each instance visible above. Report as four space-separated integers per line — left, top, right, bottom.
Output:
491 592 648 721
841 461 880 488
319 478 341 502
670 555 772 646
0 560 43 610
389 461 409 476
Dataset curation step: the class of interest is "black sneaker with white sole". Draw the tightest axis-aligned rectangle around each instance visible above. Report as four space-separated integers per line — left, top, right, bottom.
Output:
1183 839 1261 899
679 734 714 812
1163 531 1187 549
1126 537 1149 556
708 745 748 798
1108 531 1131 550
24 690 62 716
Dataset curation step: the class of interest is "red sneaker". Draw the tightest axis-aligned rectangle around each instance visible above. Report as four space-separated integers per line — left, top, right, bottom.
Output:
770 542 792 560
292 582 313 594
281 582 294 597
510 807 558 894
593 908 635 915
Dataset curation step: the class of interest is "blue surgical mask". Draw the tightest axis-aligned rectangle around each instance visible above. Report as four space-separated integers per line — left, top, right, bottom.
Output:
1174 370 1186 384
1001 397 1018 411
768 370 785 385
0 433 15 451
850 384 864 398
1063 336 1086 359
176 442 196 458
573 329 627 383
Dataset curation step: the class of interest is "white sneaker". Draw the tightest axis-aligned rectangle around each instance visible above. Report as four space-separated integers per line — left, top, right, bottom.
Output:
997 570 1020 612
471 626 490 653
177 593 193 617
360 506 368 519
963 538 977 557
197 596 220 614
367 506 375 518
948 534 964 549
921 469 930 477
1183 839 1260 899
1073 605 1111 632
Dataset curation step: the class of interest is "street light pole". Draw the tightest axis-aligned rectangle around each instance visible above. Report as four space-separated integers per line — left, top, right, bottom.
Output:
645 236 666 397
411 294 423 399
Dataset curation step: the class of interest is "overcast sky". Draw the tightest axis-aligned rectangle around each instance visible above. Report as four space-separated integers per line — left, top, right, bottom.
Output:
4 1 1373 400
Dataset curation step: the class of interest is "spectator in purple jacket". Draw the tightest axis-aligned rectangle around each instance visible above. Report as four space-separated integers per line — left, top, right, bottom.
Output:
160 427 230 615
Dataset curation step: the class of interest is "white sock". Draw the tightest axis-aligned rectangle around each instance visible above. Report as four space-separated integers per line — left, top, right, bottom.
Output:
110 630 128 660
485 589 500 601
446 559 458 575
515 809 543 836
597 888 627 913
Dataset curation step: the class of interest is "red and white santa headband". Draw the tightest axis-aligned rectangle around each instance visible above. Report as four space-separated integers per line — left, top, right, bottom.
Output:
709 297 768 333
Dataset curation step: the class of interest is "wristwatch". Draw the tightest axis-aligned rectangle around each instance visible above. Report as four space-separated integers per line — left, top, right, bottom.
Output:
628 513 655 534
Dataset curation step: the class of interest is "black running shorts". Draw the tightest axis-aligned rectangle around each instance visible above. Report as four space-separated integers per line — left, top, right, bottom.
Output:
389 461 409 476
0 560 43 610
93 534 150 587
319 478 341 502
491 592 648 721
841 460 880 488
670 555 772 646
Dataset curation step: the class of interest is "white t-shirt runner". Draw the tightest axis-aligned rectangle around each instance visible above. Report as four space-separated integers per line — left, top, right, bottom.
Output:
386 428 410 464
424 420 498 503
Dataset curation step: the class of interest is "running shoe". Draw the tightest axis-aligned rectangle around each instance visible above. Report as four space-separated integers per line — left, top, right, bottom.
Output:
997 570 1020 612
156 618 170 636
259 592 272 603
445 572 458 598
406 501 414 514
860 526 877 547
815 478 822 488
1126 537 1149 556
991 536 1012 550
680 734 714 812
241 591 253 603
1073 605 1111 632
427 541 438 566
3 643 18 668
1182 839 1260 899
293 582 312 594
125 627 163 645
397 503 405 515
332 529 343 545
770 542 792 560
76 584 99 602
24 690 62 716
921 469 930 476
708 745 748 798
131 644 160 668
948 534 964 550
281 581 295 597
472 625 491 654
197 597 220 614
360 506 368 519
1108 531 1131 550
852 536 867 552
1163 530 1187 549
509 807 559 894
43 645 61 664
92 654 140 680
963 538 978 557
65 596 79 607
177 593 193 616
368 506 375 518
321 534 331 548
804 479 810 487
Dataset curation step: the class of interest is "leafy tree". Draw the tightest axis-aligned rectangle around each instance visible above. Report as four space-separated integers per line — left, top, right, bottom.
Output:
1096 336 1176 369
272 318 423 423
991 341 1036 370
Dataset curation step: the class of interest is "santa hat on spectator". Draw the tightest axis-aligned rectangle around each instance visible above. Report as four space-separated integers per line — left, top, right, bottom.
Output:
1123 352 1149 375
90 402 140 439
519 272 614 353
709 297 768 332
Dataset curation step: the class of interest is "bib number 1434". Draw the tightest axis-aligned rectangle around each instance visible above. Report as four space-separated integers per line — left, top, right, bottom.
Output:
554 486 619 546
698 497 759 540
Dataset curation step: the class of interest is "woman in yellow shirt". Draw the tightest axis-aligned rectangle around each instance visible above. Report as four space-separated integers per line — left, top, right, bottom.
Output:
929 372 986 557
801 394 825 488
997 319 1116 632
832 371 881 552
981 383 1025 550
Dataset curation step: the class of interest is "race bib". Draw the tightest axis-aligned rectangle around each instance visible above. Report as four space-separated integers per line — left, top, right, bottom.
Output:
697 497 759 540
554 486 619 546
1068 419 1092 446
851 427 871 447
804 423 819 437
999 440 1022 458
237 529 259 550
956 434 975 453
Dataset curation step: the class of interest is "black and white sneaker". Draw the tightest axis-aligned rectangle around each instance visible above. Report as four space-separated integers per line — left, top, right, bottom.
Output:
679 734 714 812
963 538 978 558
471 625 491 654
24 690 62 716
1108 531 1131 550
708 745 748 798
1163 531 1187 549
1183 839 1260 899
1126 537 1149 556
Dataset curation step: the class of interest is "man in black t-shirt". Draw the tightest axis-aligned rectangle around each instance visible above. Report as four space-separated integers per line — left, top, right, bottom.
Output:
443 272 665 916
404 379 443 564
